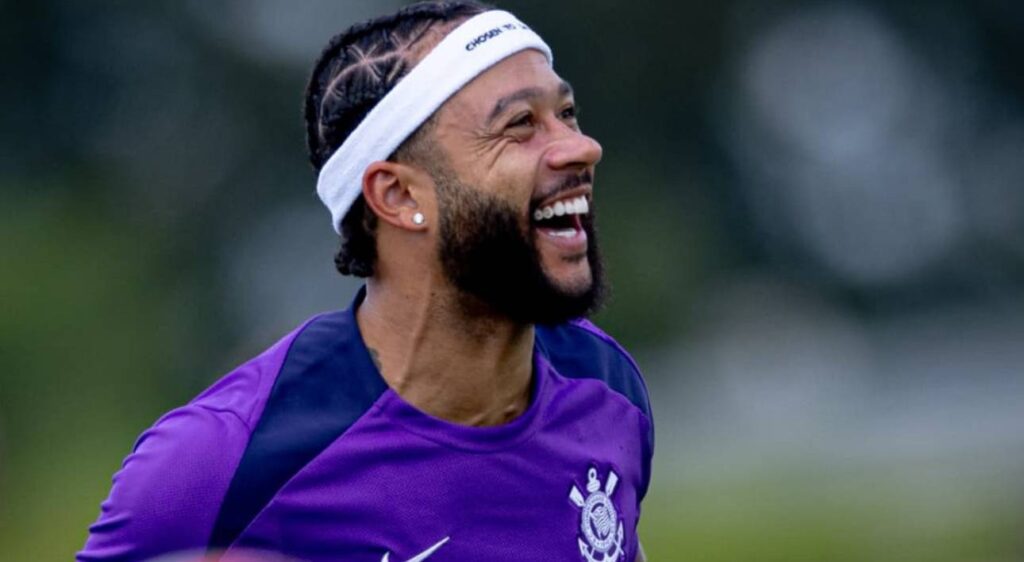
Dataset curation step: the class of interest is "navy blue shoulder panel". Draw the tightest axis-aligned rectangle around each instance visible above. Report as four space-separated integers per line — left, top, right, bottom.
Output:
535 321 652 421
209 306 387 549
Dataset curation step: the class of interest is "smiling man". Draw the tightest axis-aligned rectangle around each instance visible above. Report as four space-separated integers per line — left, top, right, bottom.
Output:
79 2 652 561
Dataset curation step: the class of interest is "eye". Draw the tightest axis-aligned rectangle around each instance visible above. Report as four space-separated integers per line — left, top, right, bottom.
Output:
506 112 534 129
560 104 578 120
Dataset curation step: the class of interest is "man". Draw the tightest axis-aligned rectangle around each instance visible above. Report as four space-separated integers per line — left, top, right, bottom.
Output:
78 2 653 561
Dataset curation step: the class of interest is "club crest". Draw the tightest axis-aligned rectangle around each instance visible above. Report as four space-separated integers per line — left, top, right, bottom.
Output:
569 467 625 562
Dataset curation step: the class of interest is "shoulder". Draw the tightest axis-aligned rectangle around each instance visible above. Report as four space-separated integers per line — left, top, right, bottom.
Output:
535 319 652 422
78 406 251 561
207 307 389 549
77 318 320 561
536 319 656 501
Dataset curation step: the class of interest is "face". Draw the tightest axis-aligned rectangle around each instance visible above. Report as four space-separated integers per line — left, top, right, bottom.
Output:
433 163 605 324
427 50 606 323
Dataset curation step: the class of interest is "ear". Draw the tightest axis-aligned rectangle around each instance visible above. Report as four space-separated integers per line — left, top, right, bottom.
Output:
361 161 432 232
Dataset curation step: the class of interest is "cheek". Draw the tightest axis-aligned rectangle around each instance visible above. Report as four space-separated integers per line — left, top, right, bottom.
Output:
485 158 538 208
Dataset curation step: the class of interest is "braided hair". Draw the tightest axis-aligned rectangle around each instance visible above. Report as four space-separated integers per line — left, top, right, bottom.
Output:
304 1 491 277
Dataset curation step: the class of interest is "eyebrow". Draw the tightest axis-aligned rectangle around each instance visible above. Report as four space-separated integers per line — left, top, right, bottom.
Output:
485 81 574 127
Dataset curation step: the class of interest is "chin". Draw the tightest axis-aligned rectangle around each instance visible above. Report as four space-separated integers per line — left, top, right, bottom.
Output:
544 265 594 298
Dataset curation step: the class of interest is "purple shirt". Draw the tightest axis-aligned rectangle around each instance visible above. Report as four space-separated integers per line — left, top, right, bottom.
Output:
79 289 654 562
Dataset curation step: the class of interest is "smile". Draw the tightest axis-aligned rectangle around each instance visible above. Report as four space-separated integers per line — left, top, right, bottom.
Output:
531 194 590 248
532 195 590 222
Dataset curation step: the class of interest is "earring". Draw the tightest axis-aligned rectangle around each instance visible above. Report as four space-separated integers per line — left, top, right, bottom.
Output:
412 212 425 225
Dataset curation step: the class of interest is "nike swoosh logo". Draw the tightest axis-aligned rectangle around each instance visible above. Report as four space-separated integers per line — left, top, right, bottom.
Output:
381 536 450 562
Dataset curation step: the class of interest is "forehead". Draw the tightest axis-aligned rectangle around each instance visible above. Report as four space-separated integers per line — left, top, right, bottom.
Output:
439 49 568 122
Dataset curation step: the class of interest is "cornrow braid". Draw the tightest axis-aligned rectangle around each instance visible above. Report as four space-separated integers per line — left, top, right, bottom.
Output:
304 0 491 277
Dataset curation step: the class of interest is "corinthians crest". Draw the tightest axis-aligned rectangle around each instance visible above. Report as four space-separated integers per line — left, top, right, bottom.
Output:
569 467 625 562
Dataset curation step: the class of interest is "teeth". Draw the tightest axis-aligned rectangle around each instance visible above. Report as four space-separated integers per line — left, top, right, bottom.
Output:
533 196 590 222
550 228 576 238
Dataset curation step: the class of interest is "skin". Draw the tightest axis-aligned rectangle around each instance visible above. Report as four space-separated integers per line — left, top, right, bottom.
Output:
357 49 601 426
354 49 646 562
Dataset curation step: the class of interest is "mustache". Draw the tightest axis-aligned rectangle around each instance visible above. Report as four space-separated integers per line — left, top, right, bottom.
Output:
531 170 593 208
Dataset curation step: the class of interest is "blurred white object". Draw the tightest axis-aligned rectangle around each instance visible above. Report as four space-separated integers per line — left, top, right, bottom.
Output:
730 4 969 286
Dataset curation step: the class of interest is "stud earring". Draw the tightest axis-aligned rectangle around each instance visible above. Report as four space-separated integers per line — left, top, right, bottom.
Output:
412 212 425 225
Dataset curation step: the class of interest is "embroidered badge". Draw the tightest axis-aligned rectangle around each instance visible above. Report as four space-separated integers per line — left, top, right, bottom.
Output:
569 467 625 562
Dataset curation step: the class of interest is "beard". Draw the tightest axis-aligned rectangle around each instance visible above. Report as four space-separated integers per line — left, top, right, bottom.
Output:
434 170 606 325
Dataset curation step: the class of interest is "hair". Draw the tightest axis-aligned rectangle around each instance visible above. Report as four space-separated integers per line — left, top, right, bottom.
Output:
303 1 491 277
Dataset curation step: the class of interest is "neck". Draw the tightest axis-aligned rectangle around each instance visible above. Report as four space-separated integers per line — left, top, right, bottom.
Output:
356 276 535 427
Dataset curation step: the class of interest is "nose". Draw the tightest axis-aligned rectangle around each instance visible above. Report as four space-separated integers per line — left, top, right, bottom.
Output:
544 125 603 171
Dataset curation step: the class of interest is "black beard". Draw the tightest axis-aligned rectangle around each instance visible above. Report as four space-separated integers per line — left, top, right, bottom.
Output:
436 176 606 325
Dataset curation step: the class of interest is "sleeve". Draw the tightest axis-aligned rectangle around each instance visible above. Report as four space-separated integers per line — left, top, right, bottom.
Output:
76 405 251 562
637 399 654 503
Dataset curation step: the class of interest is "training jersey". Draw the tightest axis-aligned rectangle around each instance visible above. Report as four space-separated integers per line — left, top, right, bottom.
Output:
78 288 654 562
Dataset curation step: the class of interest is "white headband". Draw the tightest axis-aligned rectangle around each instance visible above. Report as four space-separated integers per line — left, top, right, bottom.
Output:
315 10 554 233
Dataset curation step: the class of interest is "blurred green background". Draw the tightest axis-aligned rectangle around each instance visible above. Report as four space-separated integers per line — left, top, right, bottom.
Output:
3 0 1024 560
